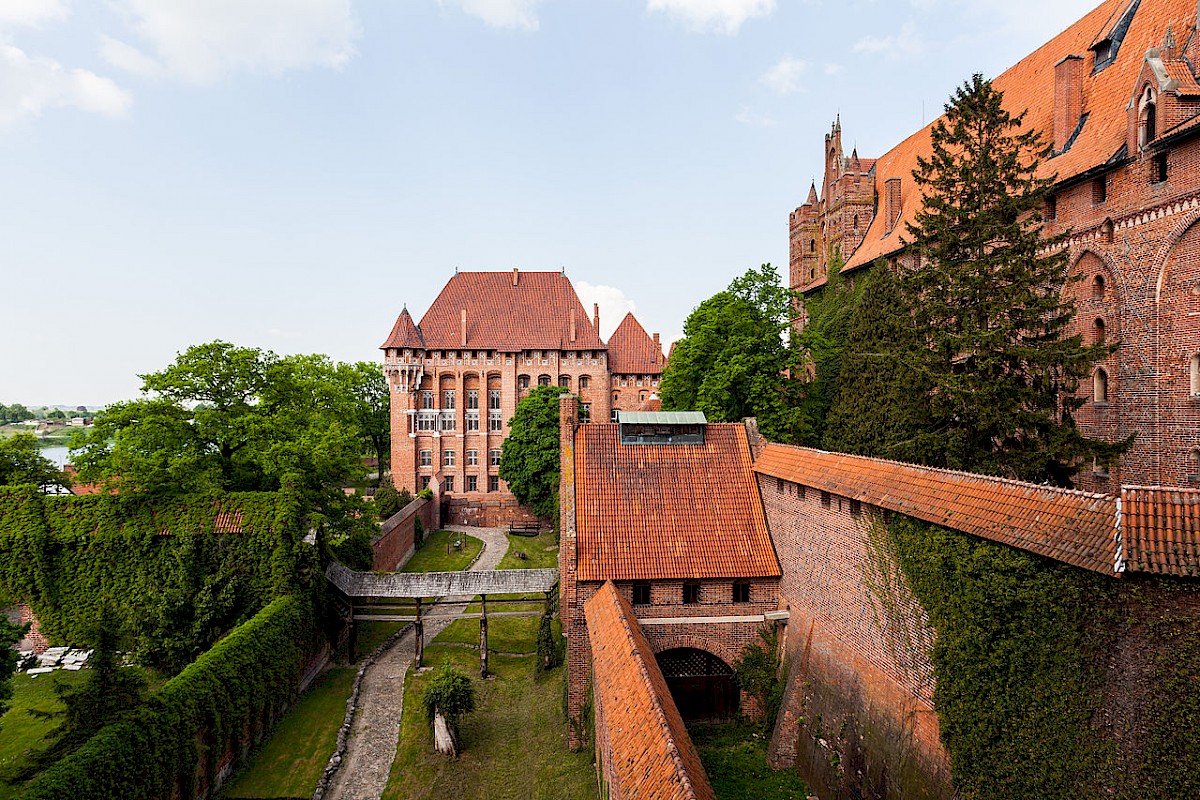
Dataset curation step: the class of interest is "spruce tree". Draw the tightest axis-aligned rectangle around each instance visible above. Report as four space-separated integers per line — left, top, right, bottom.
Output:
822 264 930 458
904 74 1125 484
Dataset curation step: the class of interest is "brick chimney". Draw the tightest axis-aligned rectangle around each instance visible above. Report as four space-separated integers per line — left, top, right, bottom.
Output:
884 177 902 234
512 268 519 286
653 333 661 363
570 308 577 344
1054 55 1085 152
460 309 467 347
593 303 600 334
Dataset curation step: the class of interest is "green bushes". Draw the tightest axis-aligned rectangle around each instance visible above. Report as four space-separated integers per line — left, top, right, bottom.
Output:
733 627 785 730
19 595 321 800
0 488 311 673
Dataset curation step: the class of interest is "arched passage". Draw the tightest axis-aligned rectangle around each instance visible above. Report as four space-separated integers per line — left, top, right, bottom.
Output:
655 647 739 722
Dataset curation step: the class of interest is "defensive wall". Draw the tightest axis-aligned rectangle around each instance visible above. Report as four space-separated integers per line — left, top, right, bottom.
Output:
372 495 435 571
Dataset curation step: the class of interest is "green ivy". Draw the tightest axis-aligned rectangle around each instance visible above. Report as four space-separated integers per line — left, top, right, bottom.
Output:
18 595 321 800
0 486 314 674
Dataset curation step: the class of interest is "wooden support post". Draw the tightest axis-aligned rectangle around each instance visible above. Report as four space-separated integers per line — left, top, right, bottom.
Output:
479 594 489 678
415 596 424 668
544 590 552 615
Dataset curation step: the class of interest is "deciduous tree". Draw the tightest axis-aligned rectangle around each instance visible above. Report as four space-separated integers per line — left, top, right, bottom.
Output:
499 386 569 519
0 433 65 490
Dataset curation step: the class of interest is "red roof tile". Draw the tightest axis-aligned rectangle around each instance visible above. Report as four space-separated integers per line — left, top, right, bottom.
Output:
584 581 717 800
575 424 780 581
1121 486 1200 576
1164 59 1200 94
846 0 1198 271
607 312 665 375
380 307 425 350
412 270 605 351
754 444 1120 574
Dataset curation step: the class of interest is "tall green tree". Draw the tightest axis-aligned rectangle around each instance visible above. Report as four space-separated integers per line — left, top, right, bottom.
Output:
499 385 569 520
660 265 808 443
0 433 65 490
823 265 931 458
904 74 1124 483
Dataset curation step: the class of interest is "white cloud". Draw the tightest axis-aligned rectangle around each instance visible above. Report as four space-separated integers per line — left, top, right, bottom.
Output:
853 21 925 61
574 281 637 341
735 107 776 127
443 0 544 31
823 62 843 76
0 0 68 28
647 0 776 34
760 55 806 95
0 43 131 126
101 0 360 86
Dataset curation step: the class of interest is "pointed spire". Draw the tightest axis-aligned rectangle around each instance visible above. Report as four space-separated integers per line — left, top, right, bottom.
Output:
1164 24 1178 58
806 182 818 205
380 307 426 350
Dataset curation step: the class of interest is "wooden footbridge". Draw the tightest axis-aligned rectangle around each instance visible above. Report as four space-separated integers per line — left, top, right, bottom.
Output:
325 562 560 676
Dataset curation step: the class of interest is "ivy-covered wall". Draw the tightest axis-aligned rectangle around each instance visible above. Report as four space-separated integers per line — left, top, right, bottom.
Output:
0 486 316 673
18 594 323 800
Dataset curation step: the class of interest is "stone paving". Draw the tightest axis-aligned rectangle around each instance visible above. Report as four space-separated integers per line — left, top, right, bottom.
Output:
325 525 511 800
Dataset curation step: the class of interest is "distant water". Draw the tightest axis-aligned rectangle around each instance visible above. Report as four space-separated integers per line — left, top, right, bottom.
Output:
41 446 71 468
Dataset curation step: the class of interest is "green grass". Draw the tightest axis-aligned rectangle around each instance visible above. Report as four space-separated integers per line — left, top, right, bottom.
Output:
433 615 546 655
382 636 594 800
401 531 484 574
355 620 405 659
497 531 559 570
0 671 88 800
690 722 809 800
220 666 357 799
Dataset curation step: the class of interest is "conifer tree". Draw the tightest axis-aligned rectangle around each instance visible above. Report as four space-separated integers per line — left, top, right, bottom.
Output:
904 74 1125 483
823 264 930 458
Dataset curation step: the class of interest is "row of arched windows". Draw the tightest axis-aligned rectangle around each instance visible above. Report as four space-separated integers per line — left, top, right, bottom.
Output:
1094 354 1200 403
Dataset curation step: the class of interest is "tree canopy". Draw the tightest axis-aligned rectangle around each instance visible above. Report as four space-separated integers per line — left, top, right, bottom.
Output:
901 74 1125 483
660 265 808 443
499 385 569 520
0 433 65 490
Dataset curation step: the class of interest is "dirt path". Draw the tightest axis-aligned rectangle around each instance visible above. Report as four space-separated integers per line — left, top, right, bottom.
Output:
324 526 510 800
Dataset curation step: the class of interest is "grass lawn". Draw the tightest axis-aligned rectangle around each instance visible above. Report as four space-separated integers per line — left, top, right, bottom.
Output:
401 531 483 574
0 671 88 800
219 666 357 799
432 614 552 655
497 531 559 570
355 620 405 659
382 643 594 800
690 722 809 800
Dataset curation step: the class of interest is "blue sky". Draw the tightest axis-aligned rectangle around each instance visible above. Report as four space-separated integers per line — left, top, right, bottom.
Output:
1 0 1100 406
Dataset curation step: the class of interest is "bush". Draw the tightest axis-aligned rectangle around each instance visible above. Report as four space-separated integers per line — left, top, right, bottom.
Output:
733 626 784 729
374 483 401 520
421 663 475 733
330 529 373 571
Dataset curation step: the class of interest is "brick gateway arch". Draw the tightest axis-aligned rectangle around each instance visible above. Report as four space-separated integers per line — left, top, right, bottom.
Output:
325 562 559 675
655 647 739 722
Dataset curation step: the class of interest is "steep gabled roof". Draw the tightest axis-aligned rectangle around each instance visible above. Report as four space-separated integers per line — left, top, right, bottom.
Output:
415 270 604 351
379 307 425 350
607 312 665 375
575 423 780 581
845 0 1197 271
585 581 717 800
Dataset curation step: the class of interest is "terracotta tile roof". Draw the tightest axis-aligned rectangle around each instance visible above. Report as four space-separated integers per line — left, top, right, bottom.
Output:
379 307 425 350
845 0 1198 271
1164 59 1200 94
412 270 605 351
584 581 717 800
1121 486 1200 576
575 423 780 581
607 313 665 375
754 444 1119 574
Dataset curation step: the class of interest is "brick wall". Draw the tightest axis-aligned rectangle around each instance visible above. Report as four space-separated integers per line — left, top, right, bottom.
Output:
17 602 49 653
760 473 953 800
372 496 433 571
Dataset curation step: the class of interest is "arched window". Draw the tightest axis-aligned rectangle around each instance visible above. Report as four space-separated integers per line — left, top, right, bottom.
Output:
1094 368 1109 403
518 374 530 390
1139 86 1157 147
852 214 859 231
537 374 551 386
1093 318 1106 343
1101 219 1114 243
809 239 816 253
1092 274 1106 298
558 375 570 388
580 375 590 389
1191 353 1200 396
1189 449 1200 481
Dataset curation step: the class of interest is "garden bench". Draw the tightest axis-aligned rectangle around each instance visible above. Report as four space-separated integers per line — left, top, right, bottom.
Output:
508 521 543 537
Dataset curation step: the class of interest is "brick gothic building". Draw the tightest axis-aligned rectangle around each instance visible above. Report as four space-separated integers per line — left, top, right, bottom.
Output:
790 0 1200 491
558 398 784 746
381 270 664 525
606 312 666 418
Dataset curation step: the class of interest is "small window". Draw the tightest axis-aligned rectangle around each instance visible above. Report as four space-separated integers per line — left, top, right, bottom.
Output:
420 449 432 467
421 476 430 490
776 477 786 494
444 450 455 467
538 375 551 386
1045 194 1057 221
809 239 816 253
444 476 454 492
852 214 859 230
683 583 701 605
1189 450 1200 482
467 390 479 409
488 389 501 409
559 375 570 388
1093 176 1107 204
1102 219 1114 243
466 475 478 492
467 449 479 466
488 412 503 432
633 583 651 606
611 409 619 422
1151 152 1168 183
488 475 499 492
797 484 806 500
579 403 591 423
1094 368 1109 404
1093 318 1106 343
518 375 530 390
849 499 862 517
821 491 832 508
580 376 590 389
421 390 434 409
489 449 501 466
733 582 751 603
1190 354 1200 396
443 390 455 409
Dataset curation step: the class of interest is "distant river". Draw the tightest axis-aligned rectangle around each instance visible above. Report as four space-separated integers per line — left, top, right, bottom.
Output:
41 446 71 468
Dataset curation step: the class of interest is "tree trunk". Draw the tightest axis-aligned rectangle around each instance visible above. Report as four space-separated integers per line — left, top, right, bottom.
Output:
433 710 458 756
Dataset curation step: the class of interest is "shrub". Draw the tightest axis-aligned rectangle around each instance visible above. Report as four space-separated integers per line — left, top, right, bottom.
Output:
374 483 401 520
421 663 475 733
734 626 785 729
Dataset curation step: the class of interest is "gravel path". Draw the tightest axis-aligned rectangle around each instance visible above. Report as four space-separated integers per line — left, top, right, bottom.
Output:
325 526 510 800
